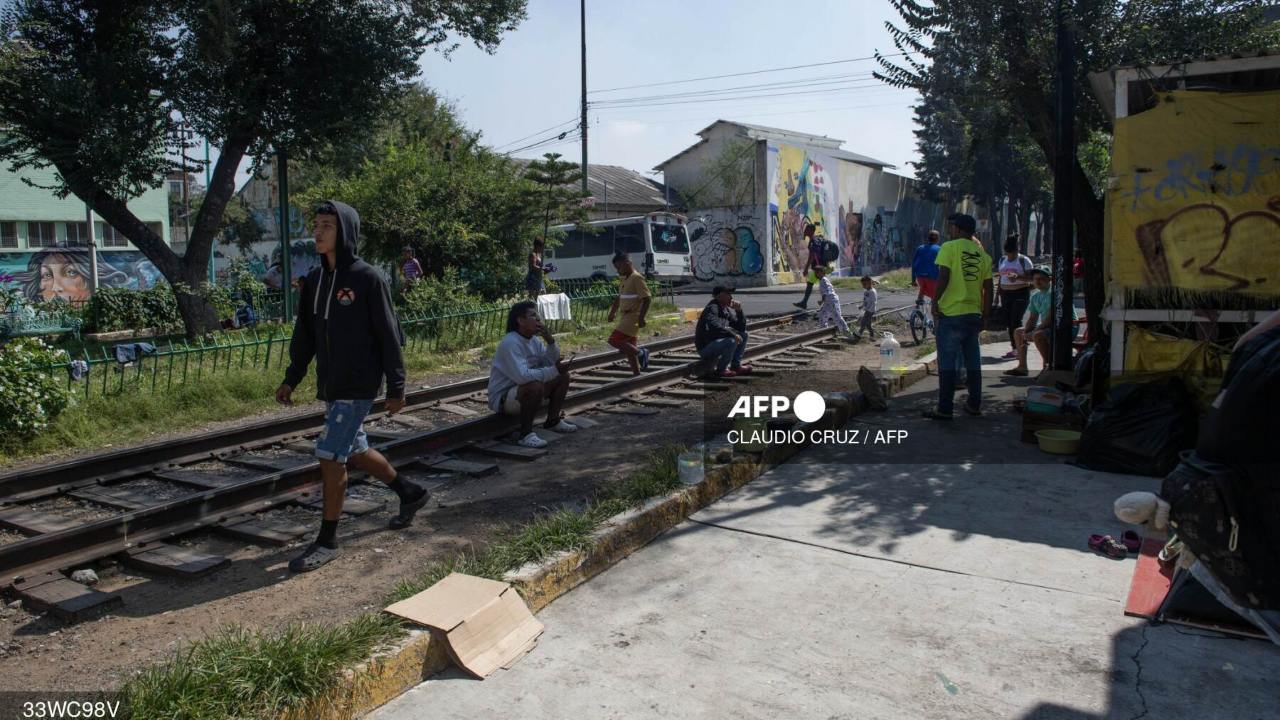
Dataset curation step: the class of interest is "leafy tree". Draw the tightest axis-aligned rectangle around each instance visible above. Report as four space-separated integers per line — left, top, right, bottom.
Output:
0 0 526 337
521 152 590 241
877 0 1279 340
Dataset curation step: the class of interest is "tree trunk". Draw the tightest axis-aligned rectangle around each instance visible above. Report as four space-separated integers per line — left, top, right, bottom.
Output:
62 135 250 339
1072 160 1105 346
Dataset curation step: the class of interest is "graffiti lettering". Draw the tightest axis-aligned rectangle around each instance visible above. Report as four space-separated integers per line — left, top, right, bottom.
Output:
1127 143 1280 210
1135 199 1280 292
688 214 765 284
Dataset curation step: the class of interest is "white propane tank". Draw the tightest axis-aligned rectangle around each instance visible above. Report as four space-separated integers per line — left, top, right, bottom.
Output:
879 332 902 378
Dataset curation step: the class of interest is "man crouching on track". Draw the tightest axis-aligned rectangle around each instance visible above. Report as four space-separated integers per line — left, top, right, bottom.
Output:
488 301 578 449
275 200 429 573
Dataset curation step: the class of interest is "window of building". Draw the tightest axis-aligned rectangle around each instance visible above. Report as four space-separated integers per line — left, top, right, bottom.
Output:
27 221 56 248
65 222 90 246
98 222 128 248
0 222 16 249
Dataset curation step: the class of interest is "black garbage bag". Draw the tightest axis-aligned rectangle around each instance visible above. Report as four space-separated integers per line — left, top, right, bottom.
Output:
1077 378 1198 477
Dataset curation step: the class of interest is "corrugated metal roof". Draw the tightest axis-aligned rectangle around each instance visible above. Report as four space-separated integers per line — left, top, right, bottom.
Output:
653 119 894 170
509 158 681 210
1089 51 1280 120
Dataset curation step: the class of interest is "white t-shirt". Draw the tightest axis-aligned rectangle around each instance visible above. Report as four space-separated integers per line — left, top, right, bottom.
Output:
998 255 1033 290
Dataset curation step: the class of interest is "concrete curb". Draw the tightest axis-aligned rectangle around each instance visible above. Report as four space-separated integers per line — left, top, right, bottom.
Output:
289 366 933 720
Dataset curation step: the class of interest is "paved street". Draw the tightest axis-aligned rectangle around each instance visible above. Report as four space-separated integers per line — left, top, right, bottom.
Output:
373 345 1280 720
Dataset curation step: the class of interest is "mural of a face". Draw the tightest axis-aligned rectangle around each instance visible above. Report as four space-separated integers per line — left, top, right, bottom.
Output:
36 252 91 303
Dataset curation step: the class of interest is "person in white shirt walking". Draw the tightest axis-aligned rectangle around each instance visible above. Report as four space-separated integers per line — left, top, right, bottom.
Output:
813 265 851 337
488 301 578 449
856 275 878 337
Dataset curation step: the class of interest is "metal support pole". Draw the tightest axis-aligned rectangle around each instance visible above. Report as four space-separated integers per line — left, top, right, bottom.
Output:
84 202 98 293
1051 0 1076 371
277 149 293 322
580 0 589 194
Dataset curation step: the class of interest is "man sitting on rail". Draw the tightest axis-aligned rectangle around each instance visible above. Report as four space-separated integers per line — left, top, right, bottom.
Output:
693 286 752 379
275 200 429 573
488 301 578 449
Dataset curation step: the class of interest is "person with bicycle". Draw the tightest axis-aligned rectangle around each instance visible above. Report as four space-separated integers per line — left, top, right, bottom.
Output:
910 230 941 304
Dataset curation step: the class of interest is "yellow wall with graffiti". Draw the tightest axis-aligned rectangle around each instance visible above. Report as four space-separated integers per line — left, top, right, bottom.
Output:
1106 90 1280 296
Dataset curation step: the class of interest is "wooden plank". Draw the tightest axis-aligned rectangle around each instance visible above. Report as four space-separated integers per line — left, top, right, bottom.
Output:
1124 535 1174 619
568 376 611 384
622 394 686 408
655 388 709 399
583 369 638 379
283 441 317 455
74 483 194 511
470 440 547 460
432 403 479 418
363 428 417 441
0 507 80 535
225 452 312 471
153 469 252 489
125 544 230 578
217 516 309 546
597 405 661 416
731 368 776 377
700 374 754 383
681 382 732 392
299 496 384 516
563 415 599 428
417 457 500 477
15 574 122 623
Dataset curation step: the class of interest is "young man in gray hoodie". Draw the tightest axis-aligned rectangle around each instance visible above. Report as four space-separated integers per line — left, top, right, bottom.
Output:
276 201 428 572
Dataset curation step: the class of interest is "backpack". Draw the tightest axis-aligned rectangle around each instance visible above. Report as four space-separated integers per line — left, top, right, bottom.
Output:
814 238 840 264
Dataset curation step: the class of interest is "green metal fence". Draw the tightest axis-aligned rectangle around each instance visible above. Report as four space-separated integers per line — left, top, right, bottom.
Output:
31 289 648 399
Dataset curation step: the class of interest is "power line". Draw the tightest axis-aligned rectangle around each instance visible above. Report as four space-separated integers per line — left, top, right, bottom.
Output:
589 51 913 94
492 116 580 151
502 129 582 157
590 73 882 106
590 80 900 110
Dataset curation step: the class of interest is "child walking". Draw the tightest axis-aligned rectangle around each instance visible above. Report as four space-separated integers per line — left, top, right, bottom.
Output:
857 276 878 337
813 266 851 337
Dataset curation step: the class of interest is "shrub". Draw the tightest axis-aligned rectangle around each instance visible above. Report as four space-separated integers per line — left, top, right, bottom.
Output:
82 285 183 333
397 267 491 317
0 338 70 444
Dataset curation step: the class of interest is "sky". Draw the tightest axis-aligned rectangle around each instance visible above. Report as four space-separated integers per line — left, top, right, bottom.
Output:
415 0 923 178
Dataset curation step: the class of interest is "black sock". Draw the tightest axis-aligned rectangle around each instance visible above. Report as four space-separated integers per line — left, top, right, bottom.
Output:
316 519 339 549
387 476 424 502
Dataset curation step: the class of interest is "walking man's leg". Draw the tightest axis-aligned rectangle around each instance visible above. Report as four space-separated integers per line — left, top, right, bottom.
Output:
347 446 429 530
795 280 814 309
608 330 641 375
962 315 983 413
931 315 958 418
292 400 367 571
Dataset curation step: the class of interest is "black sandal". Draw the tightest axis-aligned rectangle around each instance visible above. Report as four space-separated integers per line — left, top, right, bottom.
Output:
923 407 953 421
389 488 432 529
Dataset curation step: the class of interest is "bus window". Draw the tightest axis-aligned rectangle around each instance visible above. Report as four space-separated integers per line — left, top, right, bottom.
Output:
582 229 613 258
614 223 645 254
651 224 690 254
555 230 584 258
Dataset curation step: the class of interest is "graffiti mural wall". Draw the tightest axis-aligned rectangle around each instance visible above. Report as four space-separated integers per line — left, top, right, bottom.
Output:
767 142 841 281
686 210 767 286
214 239 320 289
0 250 164 303
1107 90 1280 296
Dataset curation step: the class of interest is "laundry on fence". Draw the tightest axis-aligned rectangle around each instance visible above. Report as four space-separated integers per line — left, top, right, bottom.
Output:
536 293 572 321
113 342 157 365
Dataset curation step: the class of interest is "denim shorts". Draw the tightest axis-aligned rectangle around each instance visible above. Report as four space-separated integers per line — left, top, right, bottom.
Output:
315 399 373 462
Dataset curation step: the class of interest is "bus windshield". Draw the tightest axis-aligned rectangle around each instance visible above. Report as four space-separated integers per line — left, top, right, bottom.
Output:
650 224 689 254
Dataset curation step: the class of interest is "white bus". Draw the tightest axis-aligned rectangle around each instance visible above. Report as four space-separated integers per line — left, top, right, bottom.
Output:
545 212 691 283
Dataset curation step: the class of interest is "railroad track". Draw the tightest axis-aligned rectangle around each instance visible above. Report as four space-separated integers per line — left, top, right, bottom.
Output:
0 313 842 620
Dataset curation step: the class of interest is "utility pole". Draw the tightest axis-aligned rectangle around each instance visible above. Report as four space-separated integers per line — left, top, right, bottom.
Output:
84 202 98 293
206 139 215 286
580 0 588 194
1051 0 1075 371
277 149 293 322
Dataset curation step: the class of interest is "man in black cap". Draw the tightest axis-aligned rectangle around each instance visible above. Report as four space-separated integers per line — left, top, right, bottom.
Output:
694 286 752 378
925 213 993 420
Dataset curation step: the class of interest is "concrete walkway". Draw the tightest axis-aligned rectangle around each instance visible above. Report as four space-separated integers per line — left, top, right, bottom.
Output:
373 344 1280 720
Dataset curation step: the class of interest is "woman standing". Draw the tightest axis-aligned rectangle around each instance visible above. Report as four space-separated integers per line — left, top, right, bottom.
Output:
525 238 550 299
996 235 1033 360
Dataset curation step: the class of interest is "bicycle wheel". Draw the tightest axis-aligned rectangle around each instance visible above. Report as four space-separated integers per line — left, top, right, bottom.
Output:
909 310 928 345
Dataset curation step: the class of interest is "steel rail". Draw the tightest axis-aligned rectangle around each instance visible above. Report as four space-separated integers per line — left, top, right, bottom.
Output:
0 314 801 502
0 323 832 586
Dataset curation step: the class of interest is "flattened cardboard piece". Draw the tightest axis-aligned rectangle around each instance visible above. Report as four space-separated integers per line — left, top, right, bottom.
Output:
384 572 544 678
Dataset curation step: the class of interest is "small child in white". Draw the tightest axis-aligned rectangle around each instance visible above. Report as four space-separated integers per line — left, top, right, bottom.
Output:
813 265 851 336
857 276 877 337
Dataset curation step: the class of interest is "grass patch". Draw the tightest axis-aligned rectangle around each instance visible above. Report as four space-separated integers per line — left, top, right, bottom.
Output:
124 445 685 719
875 268 913 290
915 339 936 357
0 305 681 467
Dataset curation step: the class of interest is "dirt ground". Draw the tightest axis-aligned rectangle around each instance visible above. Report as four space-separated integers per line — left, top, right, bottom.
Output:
0 317 926 692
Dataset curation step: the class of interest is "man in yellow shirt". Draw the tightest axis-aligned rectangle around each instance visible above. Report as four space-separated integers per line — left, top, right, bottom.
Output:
607 251 651 375
926 213 993 420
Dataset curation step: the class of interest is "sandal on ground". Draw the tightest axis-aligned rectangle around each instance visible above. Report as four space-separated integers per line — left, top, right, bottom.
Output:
289 543 340 573
1088 534 1128 560
389 487 432 530
1121 530 1142 553
922 407 953 421
544 417 579 433
729 364 753 375
1002 367 1028 376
